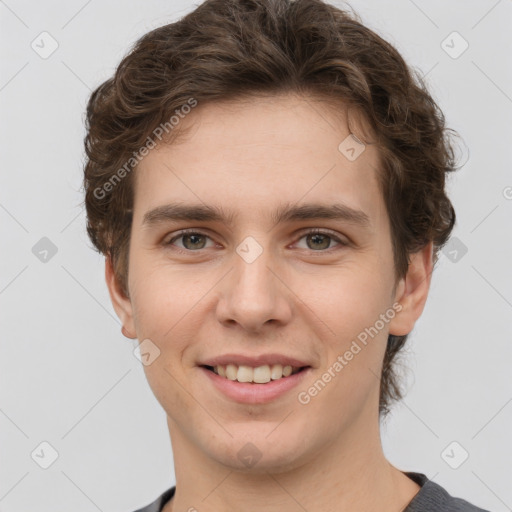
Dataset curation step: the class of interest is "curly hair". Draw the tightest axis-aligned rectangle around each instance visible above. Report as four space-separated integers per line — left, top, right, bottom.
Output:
82 0 458 417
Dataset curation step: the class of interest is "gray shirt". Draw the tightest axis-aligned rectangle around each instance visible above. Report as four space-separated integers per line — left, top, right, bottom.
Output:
132 472 491 511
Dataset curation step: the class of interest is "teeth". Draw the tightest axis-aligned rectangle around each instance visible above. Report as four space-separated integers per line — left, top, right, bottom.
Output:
212 363 300 383
237 365 253 383
282 365 292 377
253 365 271 383
225 364 237 380
270 364 283 380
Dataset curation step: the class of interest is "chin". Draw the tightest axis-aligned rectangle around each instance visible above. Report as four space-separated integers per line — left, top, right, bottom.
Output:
203 427 314 475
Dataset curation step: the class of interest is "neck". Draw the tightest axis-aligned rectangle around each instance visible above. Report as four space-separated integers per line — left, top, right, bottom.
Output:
163 407 420 512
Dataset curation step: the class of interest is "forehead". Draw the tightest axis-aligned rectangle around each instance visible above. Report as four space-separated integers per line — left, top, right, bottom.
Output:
133 94 386 229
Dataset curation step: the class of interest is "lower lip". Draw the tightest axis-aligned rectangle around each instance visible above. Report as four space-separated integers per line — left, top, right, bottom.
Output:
199 366 311 404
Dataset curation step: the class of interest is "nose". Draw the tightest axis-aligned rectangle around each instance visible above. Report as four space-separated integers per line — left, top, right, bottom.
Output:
215 243 293 333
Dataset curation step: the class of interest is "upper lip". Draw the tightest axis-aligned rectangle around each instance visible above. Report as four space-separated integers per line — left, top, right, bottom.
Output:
199 353 311 368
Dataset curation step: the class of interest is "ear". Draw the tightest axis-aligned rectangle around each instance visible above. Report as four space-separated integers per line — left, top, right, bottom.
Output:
388 241 433 336
105 255 137 339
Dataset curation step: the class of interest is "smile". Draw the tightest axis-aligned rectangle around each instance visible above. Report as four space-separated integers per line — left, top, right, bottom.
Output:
200 363 311 404
204 364 305 383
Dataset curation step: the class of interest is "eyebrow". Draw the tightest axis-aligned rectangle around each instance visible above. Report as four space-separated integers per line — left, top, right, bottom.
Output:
142 202 371 229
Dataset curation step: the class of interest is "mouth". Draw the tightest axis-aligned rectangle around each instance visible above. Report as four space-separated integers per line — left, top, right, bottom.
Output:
199 362 312 404
201 364 309 384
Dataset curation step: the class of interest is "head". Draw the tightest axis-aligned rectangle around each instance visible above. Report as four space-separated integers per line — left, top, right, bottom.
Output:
83 0 457 471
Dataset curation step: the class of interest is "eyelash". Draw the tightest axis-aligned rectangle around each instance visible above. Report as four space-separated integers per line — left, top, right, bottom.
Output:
163 228 348 254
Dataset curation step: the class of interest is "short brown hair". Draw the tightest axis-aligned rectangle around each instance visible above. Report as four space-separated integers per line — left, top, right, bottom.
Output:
82 0 458 416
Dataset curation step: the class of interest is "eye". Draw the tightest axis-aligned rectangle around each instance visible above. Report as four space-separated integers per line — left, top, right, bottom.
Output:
164 229 216 251
163 228 347 253
294 229 346 251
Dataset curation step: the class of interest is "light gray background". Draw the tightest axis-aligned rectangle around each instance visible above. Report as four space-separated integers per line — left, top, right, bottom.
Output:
1 0 511 510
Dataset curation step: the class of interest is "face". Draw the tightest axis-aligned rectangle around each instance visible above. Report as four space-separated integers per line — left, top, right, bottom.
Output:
107 93 431 473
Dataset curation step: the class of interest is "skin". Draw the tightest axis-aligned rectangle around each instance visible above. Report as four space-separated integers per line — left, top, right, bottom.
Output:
106 93 433 512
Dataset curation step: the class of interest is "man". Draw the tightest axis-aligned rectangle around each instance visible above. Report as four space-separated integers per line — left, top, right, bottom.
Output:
83 0 490 510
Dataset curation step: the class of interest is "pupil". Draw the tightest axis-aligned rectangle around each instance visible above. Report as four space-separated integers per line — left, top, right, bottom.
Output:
184 234 205 249
309 233 329 250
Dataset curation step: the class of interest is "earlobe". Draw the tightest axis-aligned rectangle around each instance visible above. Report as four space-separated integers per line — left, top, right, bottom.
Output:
105 255 137 339
388 242 433 336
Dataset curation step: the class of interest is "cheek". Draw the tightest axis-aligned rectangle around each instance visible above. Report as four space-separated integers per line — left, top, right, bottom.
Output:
127 260 203 413
292 260 392 402
128 252 211 338
293 258 392 343
127 262 207 410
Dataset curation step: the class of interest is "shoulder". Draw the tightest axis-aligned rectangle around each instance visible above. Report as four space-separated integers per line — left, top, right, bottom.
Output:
404 472 491 512
131 486 175 512
129 476 492 512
